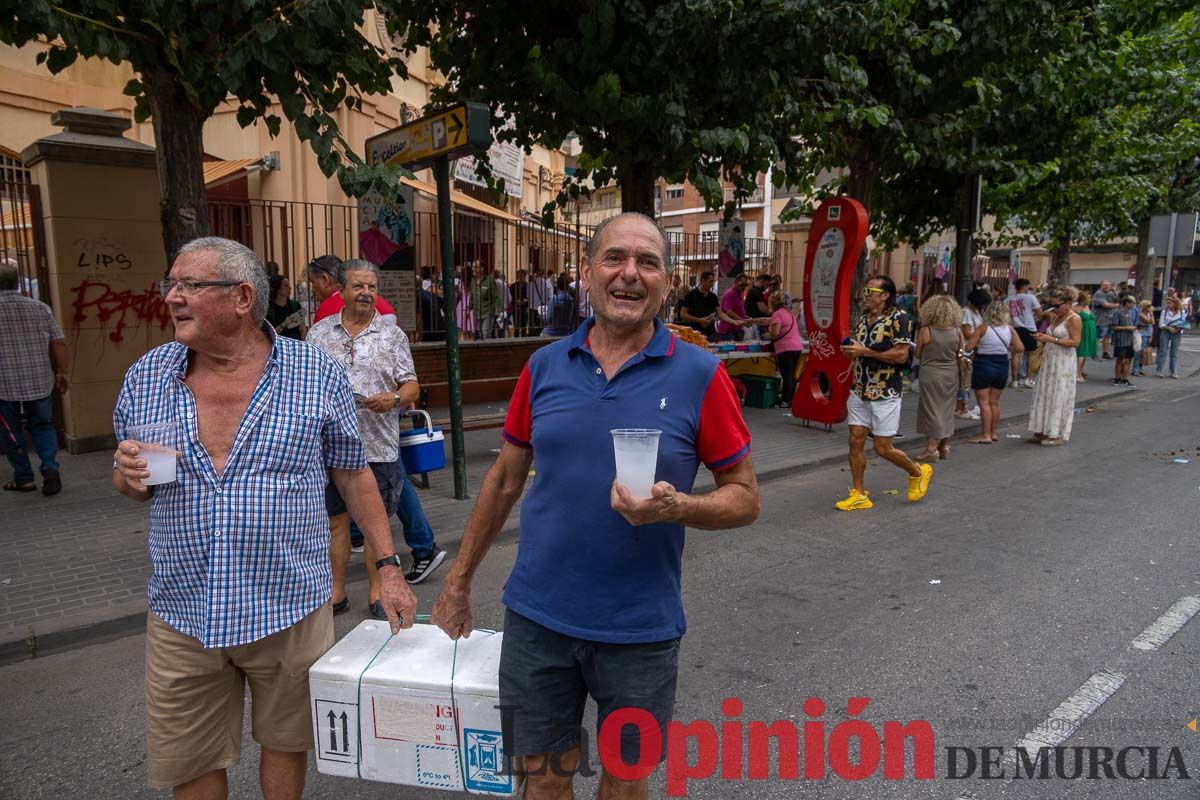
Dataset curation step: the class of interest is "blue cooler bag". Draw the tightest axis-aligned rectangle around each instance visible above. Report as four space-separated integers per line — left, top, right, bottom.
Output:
399 409 446 474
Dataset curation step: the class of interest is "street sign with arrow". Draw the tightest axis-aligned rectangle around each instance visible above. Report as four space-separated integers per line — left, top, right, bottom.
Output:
365 102 491 172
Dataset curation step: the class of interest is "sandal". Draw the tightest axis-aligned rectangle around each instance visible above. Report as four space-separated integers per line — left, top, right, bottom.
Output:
967 436 992 444
938 446 950 460
915 451 940 462
3 480 37 492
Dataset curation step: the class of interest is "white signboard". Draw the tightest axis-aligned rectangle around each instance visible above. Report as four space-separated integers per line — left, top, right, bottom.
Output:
811 228 845 329
455 140 525 199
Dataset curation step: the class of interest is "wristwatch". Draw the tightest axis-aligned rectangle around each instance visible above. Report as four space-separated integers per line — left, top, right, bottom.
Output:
375 553 403 571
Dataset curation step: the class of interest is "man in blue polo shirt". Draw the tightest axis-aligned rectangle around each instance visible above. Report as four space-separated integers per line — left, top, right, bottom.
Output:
431 212 759 798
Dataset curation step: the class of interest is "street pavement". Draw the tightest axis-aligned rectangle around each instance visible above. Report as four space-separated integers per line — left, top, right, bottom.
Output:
5 343 1197 659
2 338 1200 798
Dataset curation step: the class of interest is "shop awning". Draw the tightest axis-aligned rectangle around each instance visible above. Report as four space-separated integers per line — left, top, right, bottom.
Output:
203 157 265 189
400 175 519 222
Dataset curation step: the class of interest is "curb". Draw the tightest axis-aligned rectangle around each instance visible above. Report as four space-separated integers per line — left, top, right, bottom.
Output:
0 376 1187 665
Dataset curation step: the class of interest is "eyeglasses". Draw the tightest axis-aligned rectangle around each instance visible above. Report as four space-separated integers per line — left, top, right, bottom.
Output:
341 339 356 366
861 287 887 295
158 279 242 298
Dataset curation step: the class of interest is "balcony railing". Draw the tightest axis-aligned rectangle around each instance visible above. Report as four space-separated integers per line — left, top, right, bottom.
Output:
723 186 765 204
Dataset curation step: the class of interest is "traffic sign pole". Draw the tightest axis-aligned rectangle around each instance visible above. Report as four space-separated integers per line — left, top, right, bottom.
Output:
434 155 468 500
366 103 490 500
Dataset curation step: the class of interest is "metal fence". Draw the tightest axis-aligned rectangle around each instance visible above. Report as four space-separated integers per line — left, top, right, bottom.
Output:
210 196 797 342
0 175 50 307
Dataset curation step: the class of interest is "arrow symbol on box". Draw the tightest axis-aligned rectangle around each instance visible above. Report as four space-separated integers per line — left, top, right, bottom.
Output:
341 712 350 752
328 710 338 751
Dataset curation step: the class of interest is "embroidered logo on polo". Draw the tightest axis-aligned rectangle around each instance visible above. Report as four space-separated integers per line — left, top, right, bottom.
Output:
659 396 668 410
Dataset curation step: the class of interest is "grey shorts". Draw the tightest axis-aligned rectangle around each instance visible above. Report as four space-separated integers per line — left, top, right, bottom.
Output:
498 608 680 769
323 460 401 516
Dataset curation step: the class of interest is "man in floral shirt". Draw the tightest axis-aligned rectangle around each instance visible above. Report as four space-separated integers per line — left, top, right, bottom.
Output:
836 276 931 511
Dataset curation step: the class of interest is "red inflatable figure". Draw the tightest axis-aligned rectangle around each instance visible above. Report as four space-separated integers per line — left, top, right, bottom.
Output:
790 198 869 424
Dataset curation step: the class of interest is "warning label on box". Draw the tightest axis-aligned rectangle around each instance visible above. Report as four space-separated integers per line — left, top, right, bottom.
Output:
372 694 457 745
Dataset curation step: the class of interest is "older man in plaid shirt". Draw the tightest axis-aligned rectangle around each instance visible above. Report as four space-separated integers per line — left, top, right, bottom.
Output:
0 261 70 495
112 237 417 798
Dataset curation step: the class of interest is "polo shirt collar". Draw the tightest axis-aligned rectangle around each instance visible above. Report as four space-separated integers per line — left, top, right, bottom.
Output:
568 317 675 358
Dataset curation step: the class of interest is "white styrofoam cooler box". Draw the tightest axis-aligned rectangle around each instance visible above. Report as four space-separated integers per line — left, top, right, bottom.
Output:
310 621 516 795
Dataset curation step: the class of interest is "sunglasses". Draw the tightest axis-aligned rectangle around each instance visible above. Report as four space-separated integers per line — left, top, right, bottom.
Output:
861 287 887 295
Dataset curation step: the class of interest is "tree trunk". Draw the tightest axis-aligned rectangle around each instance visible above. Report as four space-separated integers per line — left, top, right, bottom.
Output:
143 65 210 268
619 161 657 218
846 151 875 314
1048 235 1072 288
1133 215 1155 303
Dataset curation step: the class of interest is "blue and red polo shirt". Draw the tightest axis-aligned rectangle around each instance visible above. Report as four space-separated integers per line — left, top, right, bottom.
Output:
501 318 751 643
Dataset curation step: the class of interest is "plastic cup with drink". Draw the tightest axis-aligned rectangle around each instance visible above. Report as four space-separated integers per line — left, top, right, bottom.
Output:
610 429 661 500
127 421 180 486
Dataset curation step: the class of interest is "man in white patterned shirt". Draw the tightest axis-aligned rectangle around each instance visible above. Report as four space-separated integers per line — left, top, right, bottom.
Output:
308 259 444 617
0 262 70 495
111 238 417 798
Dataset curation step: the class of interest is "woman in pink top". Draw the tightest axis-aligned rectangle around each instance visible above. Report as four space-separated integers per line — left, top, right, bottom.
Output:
767 290 804 407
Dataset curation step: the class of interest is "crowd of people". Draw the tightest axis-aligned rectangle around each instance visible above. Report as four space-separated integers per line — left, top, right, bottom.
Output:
0 210 1196 800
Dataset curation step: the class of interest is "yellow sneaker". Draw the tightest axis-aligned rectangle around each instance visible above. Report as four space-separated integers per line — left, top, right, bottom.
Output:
907 463 933 502
835 488 873 511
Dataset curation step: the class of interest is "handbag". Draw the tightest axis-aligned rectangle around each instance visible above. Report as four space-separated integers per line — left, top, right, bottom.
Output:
957 329 973 389
768 315 795 353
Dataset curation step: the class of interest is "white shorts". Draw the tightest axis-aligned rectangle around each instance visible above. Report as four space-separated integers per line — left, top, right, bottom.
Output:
846 394 902 437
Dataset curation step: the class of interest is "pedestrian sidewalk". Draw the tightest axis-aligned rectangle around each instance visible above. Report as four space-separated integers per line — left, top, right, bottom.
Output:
2 346 1196 662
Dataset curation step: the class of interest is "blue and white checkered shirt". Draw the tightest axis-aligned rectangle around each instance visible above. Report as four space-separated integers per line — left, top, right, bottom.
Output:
113 325 366 648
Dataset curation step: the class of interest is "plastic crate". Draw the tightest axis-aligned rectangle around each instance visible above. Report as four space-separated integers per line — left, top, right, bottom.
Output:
739 374 780 408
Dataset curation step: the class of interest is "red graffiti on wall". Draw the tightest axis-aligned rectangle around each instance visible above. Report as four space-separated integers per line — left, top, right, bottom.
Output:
70 279 171 344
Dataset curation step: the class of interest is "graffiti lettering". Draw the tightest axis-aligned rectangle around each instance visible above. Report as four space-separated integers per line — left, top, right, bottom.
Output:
73 237 133 271
77 251 132 270
70 279 170 344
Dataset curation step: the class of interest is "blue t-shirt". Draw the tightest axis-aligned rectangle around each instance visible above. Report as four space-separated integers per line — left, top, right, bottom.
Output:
501 318 751 643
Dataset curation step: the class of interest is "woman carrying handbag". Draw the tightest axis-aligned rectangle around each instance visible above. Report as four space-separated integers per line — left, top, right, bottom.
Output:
766 290 804 408
965 301 1024 444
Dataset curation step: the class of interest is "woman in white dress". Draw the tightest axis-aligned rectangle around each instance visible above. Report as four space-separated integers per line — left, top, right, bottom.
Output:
1028 286 1083 446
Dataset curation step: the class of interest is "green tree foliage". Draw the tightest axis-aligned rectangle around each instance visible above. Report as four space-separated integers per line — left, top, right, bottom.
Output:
382 0 893 223
1 0 410 259
987 4 1199 287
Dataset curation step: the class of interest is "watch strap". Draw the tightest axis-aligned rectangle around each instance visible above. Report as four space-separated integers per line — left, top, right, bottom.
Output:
375 553 403 570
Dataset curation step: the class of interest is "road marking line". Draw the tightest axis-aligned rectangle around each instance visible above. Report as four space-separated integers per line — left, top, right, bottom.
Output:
1166 390 1200 403
1131 595 1200 650
1013 669 1127 753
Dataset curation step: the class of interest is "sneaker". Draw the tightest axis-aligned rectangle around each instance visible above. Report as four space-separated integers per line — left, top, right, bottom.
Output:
907 463 933 502
332 596 350 615
1008 380 1020 389
406 545 447 584
835 489 873 511
368 600 387 620
1022 379 1036 389
1102 353 1113 359
1112 378 1122 385
350 543 365 554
